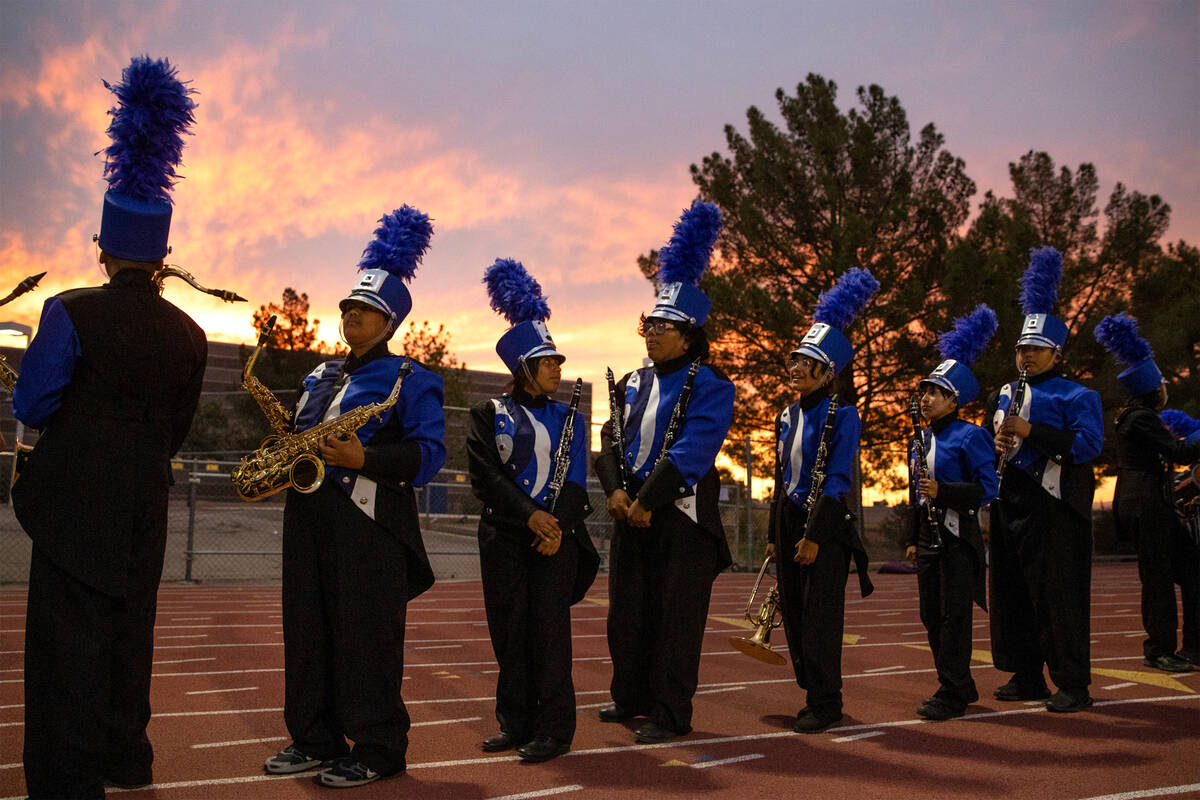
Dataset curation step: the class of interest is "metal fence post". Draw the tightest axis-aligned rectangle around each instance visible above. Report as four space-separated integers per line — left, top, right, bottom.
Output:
744 434 753 569
185 458 198 582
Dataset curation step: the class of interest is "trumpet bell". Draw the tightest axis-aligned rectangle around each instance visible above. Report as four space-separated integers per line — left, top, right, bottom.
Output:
729 633 787 666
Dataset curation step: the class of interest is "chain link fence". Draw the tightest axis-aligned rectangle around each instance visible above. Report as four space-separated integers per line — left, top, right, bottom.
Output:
0 408 1130 585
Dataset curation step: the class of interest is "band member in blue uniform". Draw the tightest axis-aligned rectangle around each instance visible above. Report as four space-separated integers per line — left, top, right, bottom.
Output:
12 57 207 799
768 267 878 734
467 259 599 763
595 201 734 744
264 207 445 789
1160 409 1200 666
905 305 1000 720
986 246 1103 713
1096 314 1200 673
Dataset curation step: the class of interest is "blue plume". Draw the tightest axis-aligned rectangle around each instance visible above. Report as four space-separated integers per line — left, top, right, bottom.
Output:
102 56 197 204
657 200 722 286
1160 410 1200 440
937 304 998 366
1094 313 1154 366
358 205 433 281
483 258 551 325
813 267 880 330
1018 246 1063 315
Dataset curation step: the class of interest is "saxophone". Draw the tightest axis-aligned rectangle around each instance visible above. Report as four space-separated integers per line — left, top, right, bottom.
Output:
242 315 294 436
231 359 412 501
153 265 247 303
545 378 583 512
0 272 46 393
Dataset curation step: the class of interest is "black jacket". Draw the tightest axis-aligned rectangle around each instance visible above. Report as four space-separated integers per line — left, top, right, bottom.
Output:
13 269 207 596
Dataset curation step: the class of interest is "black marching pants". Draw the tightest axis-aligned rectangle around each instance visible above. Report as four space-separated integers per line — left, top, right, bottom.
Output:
989 492 1092 692
775 524 852 717
479 525 580 743
24 529 165 799
606 510 722 733
1129 508 1200 658
282 483 410 775
916 535 979 708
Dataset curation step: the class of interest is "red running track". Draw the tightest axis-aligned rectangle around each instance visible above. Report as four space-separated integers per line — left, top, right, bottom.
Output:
1 562 1198 799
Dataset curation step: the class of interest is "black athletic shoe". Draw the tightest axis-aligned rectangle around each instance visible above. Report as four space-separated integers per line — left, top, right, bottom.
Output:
517 736 570 763
1177 649 1200 667
265 745 326 774
598 704 645 722
481 731 529 753
993 680 1050 702
792 709 843 733
917 698 964 721
1145 653 1194 673
634 721 689 743
1045 690 1093 713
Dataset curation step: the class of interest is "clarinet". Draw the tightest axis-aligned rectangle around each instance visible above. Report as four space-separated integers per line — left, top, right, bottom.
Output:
606 368 631 491
802 394 839 517
909 393 942 550
654 360 700 468
995 368 1029 494
545 378 583 513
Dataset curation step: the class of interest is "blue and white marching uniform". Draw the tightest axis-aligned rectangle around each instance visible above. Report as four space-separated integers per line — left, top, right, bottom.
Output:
985 368 1103 696
767 388 873 720
280 343 445 777
595 354 734 735
989 373 1103 518
466 390 600 747
906 413 997 713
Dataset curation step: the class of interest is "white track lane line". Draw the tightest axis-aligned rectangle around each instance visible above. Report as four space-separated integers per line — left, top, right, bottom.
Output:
832 731 887 742
1076 784 1200 800
185 686 259 695
691 753 764 769
1101 682 1137 690
485 785 584 799
153 657 217 665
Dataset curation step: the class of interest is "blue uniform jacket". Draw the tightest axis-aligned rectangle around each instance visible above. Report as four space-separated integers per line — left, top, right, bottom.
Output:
907 414 997 609
986 369 1102 520
767 387 873 596
595 355 734 544
466 390 599 604
291 344 445 598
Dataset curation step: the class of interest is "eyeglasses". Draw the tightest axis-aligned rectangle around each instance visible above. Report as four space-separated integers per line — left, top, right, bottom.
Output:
639 318 679 337
786 353 820 371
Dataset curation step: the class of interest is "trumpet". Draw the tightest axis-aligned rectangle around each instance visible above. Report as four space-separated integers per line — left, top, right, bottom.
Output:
729 556 787 666
153 265 246 303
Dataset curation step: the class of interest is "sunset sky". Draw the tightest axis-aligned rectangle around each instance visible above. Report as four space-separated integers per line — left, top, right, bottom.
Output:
2 0 1197 476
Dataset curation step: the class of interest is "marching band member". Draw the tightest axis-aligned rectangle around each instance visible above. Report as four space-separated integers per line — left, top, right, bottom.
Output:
905 305 1000 720
466 259 599 763
263 207 445 788
986 246 1103 713
594 201 734 744
1096 315 1200 672
768 267 878 734
12 57 207 798
1161 409 1200 667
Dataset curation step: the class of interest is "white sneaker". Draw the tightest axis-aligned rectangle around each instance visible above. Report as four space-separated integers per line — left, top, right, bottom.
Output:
264 745 325 774
316 758 381 788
